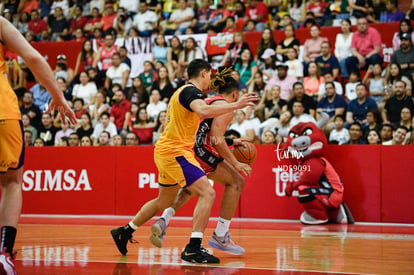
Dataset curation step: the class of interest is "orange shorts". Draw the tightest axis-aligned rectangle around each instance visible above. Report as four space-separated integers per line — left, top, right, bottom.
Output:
0 120 25 173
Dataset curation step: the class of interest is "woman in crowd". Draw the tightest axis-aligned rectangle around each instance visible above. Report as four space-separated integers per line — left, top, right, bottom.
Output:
362 63 386 106
152 110 167 145
130 107 156 145
285 48 303 80
334 18 353 79
366 129 382 144
221 31 250 67
72 71 98 109
178 37 205 77
363 109 382 136
76 112 94 139
400 107 413 133
17 11 30 35
90 90 110 126
288 0 305 25
302 24 327 74
255 27 277 64
84 7 103 35
385 63 412 96
127 76 149 108
234 48 257 86
74 39 96 76
166 35 183 81
80 135 93 146
261 129 277 144
249 71 266 98
151 66 175 103
123 102 139 132
22 113 38 140
303 61 324 99
392 19 414 50
276 23 300 62
259 49 278 82
259 85 288 121
152 34 168 67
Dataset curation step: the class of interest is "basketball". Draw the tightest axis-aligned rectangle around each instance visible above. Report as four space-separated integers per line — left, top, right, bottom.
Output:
232 143 257 165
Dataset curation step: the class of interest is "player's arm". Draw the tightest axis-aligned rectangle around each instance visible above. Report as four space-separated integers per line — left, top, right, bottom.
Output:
0 16 76 125
189 93 258 119
210 102 252 176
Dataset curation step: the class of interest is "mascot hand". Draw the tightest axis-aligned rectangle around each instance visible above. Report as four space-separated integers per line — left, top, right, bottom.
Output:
285 183 294 197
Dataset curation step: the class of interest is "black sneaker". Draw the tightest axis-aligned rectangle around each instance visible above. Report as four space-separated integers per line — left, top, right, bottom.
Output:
110 226 133 255
181 245 220 264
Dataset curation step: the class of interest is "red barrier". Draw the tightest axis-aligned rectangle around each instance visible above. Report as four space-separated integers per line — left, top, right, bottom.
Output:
22 146 116 215
21 145 414 223
32 40 83 71
381 146 414 223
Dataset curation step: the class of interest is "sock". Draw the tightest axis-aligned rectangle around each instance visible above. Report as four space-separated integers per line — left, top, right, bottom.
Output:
0 226 17 255
124 221 138 235
161 207 175 226
188 232 203 251
215 217 231 237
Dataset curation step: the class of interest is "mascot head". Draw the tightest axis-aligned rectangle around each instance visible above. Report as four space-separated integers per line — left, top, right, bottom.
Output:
286 122 327 160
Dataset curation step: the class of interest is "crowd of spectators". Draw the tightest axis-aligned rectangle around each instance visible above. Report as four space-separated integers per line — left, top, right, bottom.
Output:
7 0 414 146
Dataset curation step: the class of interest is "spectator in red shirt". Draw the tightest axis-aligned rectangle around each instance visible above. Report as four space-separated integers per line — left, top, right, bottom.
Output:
244 0 268 31
28 9 48 39
102 3 117 32
69 5 88 35
17 0 39 15
345 17 383 78
110 90 131 135
84 7 103 35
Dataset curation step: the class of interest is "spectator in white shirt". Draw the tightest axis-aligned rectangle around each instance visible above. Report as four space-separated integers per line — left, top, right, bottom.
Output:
229 110 256 142
289 101 316 129
105 52 132 92
91 112 118 144
132 2 158 37
334 19 353 79
329 115 349 144
72 71 98 109
146 89 167 122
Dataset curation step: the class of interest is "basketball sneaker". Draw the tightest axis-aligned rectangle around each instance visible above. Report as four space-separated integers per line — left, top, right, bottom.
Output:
0 249 17 275
181 245 220 264
300 211 328 225
110 227 134 255
208 232 245 255
149 218 167 248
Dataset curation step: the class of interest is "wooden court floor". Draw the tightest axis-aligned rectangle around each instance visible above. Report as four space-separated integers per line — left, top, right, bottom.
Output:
12 216 414 275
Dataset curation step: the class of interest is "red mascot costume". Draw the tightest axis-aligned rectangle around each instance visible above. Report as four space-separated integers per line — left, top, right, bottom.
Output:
284 122 354 225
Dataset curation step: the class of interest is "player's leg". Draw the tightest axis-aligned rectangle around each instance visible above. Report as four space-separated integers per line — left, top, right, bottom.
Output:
111 184 180 255
0 168 23 248
206 160 246 255
150 187 194 248
181 175 219 263
0 120 24 275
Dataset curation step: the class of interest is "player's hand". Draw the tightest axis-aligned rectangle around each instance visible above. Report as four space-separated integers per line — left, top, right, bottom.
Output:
235 161 252 177
236 92 259 108
232 138 249 147
45 98 77 126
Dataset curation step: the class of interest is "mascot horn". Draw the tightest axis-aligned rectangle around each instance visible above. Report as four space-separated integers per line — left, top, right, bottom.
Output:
282 113 354 225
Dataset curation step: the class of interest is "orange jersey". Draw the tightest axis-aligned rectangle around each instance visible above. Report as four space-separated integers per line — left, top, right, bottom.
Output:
155 84 203 157
0 41 20 120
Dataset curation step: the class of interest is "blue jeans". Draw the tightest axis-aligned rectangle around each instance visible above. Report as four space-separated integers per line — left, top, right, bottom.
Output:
345 54 383 76
340 59 348 78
